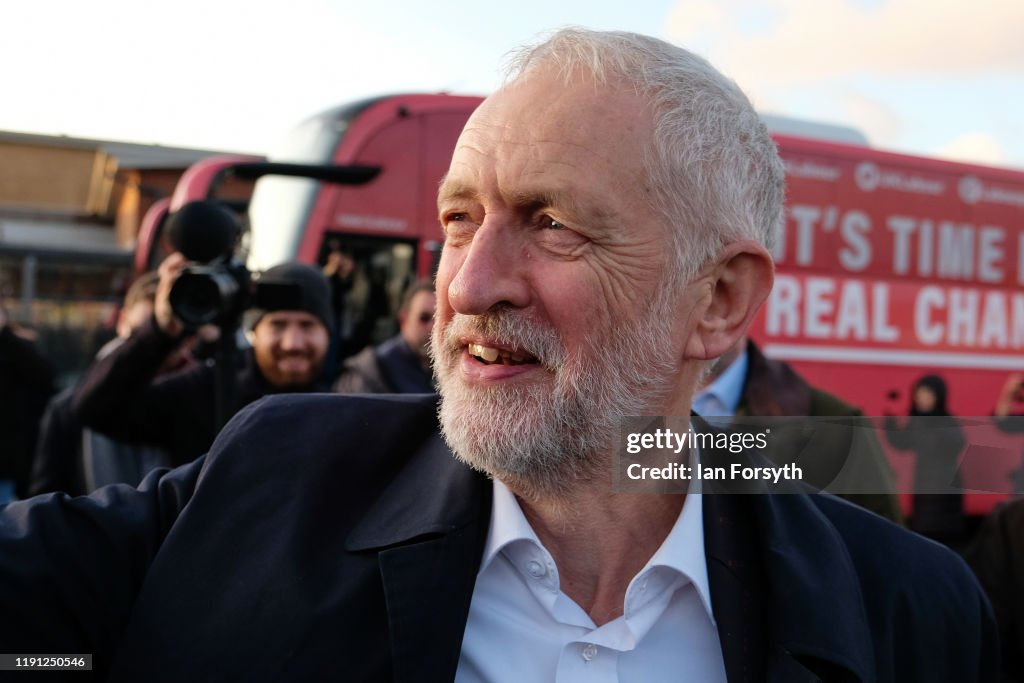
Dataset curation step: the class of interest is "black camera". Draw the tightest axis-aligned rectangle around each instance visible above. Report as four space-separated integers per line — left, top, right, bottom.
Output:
170 259 253 329
166 201 299 329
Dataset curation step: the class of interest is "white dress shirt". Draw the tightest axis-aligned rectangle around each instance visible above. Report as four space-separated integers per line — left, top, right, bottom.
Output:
455 471 726 683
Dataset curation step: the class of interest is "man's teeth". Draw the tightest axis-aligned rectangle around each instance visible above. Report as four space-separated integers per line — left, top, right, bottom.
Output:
469 343 500 363
467 343 534 365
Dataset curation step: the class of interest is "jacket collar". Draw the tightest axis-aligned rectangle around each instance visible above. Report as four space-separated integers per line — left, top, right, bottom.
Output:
751 492 875 682
345 431 491 683
345 430 490 551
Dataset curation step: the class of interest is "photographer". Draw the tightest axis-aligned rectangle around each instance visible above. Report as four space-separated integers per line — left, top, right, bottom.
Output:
71 252 334 466
29 272 191 497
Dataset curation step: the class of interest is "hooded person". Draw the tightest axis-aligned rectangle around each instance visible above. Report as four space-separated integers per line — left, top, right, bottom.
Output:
884 373 967 546
72 255 334 466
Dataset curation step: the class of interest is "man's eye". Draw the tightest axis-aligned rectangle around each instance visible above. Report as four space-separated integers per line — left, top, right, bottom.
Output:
542 216 565 230
442 213 469 234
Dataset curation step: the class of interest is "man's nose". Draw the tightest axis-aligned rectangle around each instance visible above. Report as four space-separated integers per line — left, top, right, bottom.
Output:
279 325 304 350
446 220 530 315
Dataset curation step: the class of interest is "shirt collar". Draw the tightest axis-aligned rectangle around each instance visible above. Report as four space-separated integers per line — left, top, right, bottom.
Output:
479 477 544 572
480 453 714 624
695 346 749 417
642 472 715 623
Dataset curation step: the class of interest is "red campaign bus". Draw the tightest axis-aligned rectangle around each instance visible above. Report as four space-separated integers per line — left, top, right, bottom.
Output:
140 93 1024 515
746 135 1024 514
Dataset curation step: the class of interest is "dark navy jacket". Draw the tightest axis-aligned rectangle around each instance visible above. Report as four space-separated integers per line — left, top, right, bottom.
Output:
0 394 997 681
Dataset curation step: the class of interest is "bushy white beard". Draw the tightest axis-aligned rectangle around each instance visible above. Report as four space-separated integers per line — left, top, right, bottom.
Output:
431 289 680 501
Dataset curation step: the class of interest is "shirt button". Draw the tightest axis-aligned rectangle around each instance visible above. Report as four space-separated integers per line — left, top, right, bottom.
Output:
581 644 598 661
526 560 547 578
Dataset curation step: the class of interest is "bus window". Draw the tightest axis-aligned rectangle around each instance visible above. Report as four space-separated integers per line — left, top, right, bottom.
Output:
248 101 380 272
317 234 417 361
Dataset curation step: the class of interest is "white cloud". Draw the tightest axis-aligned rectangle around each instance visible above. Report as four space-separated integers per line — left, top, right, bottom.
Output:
666 0 1024 88
664 0 1024 168
934 132 1007 166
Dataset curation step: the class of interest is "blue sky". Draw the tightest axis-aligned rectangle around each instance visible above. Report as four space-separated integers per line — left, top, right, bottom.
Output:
3 0 1021 169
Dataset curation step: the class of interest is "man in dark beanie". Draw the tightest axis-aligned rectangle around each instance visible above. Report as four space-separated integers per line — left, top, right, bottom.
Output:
244 262 334 390
71 252 333 467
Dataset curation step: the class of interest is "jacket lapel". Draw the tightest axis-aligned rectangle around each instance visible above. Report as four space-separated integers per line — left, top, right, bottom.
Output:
697 409 874 683
704 493 767 682
704 486 876 682
345 432 492 683
751 491 875 682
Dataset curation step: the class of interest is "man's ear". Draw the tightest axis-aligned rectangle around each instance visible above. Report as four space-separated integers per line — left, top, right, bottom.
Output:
684 240 774 360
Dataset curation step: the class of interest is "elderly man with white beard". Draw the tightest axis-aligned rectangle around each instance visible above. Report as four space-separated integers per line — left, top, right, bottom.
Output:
0 28 997 683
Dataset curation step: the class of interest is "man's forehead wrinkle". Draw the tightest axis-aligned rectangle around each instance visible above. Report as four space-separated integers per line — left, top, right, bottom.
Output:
438 176 610 225
436 134 499 207
438 78 653 229
460 111 523 145
440 163 621 225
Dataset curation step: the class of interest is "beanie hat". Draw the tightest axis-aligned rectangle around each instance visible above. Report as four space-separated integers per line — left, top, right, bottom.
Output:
248 262 334 332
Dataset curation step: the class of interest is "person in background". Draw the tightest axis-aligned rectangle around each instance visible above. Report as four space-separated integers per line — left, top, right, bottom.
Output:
71 253 334 466
995 373 1024 422
993 372 1024 493
0 303 55 502
321 238 357 375
884 374 966 547
334 280 435 394
964 376 1024 682
29 273 192 497
965 495 1024 682
695 337 903 523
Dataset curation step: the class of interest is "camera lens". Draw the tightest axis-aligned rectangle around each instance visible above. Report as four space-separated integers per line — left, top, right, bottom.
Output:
169 267 241 328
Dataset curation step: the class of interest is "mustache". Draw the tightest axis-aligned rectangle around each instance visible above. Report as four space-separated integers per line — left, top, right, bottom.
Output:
274 350 316 359
434 309 565 370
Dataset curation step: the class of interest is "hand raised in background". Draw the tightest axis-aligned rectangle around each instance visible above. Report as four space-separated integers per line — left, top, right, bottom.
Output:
154 252 188 338
996 373 1024 418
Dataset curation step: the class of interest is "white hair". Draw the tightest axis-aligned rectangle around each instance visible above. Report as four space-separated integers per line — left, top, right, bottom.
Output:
504 27 784 289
